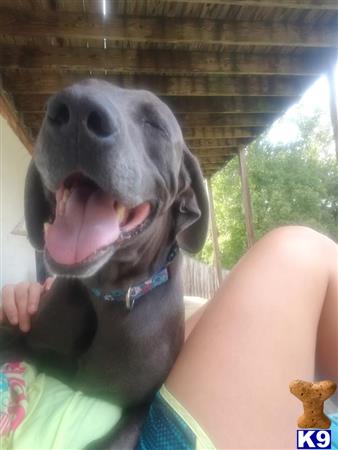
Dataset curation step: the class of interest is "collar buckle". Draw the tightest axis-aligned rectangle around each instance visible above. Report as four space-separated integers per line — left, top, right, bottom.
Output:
125 286 136 310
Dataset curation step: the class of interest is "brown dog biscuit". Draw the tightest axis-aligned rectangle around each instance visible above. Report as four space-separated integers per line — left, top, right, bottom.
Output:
289 379 336 429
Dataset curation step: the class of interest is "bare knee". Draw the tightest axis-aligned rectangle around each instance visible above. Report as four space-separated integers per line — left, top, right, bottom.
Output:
254 226 337 276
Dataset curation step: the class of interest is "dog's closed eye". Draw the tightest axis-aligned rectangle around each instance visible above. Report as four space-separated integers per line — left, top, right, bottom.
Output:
143 119 169 138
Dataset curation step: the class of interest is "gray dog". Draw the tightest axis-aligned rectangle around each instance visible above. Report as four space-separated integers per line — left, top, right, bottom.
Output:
0 79 208 449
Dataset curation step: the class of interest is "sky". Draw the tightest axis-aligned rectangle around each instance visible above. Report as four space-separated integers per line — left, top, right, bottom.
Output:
266 62 338 148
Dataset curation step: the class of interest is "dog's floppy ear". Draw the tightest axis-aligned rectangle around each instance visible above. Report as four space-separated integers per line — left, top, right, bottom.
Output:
24 160 51 250
175 146 209 253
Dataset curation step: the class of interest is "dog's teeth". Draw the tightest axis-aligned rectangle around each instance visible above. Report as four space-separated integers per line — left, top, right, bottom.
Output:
63 189 71 202
57 188 71 216
116 204 127 224
44 222 50 234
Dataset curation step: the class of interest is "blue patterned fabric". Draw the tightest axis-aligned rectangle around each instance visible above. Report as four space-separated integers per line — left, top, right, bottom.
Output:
329 413 338 450
135 391 196 450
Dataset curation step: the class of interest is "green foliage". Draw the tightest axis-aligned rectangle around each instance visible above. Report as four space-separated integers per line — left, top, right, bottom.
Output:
198 109 338 269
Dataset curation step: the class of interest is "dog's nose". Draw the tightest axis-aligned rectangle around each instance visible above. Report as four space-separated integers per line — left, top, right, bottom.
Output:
47 91 118 139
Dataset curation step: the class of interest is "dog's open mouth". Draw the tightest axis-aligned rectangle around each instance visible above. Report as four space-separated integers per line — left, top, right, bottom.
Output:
44 173 151 266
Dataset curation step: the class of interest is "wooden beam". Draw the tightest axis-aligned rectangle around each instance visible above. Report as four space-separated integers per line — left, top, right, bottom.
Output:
206 178 223 287
165 0 338 9
204 159 233 173
190 138 252 149
1 71 315 97
0 88 33 153
187 137 254 148
195 153 237 162
23 112 277 131
238 148 255 248
189 138 252 150
0 9 337 48
177 113 277 128
327 67 338 161
166 96 297 114
184 127 263 139
1 46 331 78
193 149 239 158
13 93 297 118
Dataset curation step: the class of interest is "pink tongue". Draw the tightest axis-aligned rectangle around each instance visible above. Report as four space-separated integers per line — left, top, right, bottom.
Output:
46 186 121 265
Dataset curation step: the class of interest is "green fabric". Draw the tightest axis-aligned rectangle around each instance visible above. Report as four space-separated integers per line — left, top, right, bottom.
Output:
8 363 122 450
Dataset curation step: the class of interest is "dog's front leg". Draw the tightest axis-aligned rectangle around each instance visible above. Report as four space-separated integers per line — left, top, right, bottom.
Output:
0 278 95 377
84 403 149 450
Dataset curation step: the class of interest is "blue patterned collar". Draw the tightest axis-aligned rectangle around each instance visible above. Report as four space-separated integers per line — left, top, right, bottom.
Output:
90 244 178 310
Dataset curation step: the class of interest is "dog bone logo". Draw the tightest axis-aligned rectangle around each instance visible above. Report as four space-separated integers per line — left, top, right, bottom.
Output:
289 379 336 429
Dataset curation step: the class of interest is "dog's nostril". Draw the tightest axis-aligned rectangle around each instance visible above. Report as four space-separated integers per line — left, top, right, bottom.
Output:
87 111 113 138
48 103 70 127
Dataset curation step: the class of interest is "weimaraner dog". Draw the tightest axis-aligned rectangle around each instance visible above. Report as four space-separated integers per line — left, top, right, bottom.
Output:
0 79 208 449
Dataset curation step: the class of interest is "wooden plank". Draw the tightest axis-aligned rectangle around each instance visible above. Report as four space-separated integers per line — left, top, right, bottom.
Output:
12 92 297 114
184 126 263 139
0 9 337 47
1 45 331 77
24 115 264 140
203 161 232 174
165 0 338 9
195 153 237 161
207 178 223 287
0 88 33 153
177 113 277 128
238 148 255 247
166 96 297 114
327 67 338 161
187 137 254 148
1 71 315 97
193 148 240 157
23 112 277 130
190 138 252 149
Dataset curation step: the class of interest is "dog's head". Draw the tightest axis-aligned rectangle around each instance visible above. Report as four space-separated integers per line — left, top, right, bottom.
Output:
25 79 209 277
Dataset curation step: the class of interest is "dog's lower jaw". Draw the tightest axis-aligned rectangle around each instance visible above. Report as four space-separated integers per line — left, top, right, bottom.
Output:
44 245 117 278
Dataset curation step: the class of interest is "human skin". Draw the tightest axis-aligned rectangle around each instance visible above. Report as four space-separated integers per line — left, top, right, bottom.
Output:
167 226 338 448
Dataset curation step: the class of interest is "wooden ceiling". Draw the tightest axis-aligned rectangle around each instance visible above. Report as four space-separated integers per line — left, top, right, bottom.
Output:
0 0 337 177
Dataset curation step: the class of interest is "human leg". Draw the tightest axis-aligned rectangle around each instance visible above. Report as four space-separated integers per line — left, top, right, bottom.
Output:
166 226 338 448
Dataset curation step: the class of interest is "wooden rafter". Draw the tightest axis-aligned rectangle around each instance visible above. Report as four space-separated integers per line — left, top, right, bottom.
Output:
1 71 316 97
11 91 296 114
187 137 255 148
23 112 277 131
165 0 338 9
177 113 277 128
0 9 337 48
184 127 263 139
193 148 240 157
1 46 333 77
166 96 297 114
190 138 251 149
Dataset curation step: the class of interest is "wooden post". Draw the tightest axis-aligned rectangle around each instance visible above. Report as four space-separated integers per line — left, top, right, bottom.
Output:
206 178 222 287
327 66 338 161
238 147 255 247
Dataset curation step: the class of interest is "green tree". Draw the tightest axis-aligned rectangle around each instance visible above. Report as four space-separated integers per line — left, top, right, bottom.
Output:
198 109 337 269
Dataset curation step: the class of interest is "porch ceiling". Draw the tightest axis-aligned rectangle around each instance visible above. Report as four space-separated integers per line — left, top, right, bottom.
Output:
0 0 337 177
